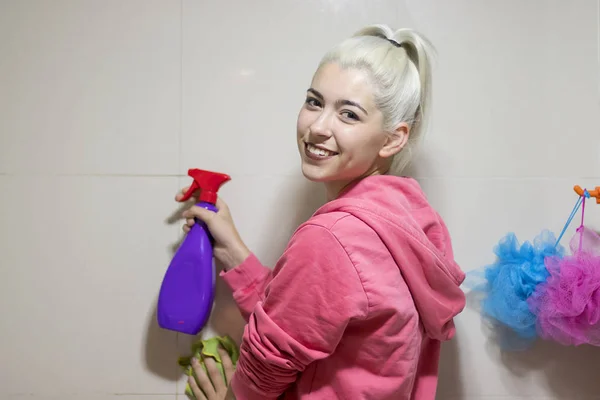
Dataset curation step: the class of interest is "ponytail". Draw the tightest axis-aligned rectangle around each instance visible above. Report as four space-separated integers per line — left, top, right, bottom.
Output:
393 28 434 156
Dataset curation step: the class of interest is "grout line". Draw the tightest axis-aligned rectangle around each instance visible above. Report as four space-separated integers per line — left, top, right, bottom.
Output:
113 394 177 396
0 173 599 180
176 330 181 400
175 332 179 400
0 173 186 178
178 0 183 182
176 0 184 385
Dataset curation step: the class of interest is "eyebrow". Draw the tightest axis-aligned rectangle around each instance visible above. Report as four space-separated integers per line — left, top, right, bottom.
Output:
307 88 369 116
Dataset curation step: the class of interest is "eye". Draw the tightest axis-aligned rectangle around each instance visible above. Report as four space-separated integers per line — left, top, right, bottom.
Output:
305 97 321 108
341 110 360 121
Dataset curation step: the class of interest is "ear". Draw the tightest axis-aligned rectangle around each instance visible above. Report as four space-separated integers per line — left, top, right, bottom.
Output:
379 122 410 159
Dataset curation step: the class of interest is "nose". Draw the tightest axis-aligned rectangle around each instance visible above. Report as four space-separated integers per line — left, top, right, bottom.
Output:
308 111 333 140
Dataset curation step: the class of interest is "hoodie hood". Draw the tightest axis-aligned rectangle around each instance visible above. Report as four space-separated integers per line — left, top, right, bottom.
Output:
314 175 466 341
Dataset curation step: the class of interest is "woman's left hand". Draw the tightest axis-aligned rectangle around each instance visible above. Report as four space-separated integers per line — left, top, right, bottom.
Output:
188 347 236 400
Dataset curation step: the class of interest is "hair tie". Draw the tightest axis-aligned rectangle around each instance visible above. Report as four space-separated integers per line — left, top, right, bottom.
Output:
387 38 402 48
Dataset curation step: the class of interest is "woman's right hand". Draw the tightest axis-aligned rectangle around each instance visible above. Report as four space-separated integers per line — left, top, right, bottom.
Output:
176 186 250 271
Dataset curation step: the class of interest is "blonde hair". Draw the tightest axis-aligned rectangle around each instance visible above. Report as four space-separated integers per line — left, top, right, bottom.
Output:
318 24 436 174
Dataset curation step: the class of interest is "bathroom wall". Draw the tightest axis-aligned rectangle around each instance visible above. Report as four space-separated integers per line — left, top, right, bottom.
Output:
1 0 599 399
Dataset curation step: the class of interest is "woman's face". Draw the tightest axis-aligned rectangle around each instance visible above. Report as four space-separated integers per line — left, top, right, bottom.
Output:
296 62 406 197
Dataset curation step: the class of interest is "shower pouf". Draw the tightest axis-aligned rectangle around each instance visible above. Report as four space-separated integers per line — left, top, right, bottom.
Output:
528 226 600 346
465 229 565 350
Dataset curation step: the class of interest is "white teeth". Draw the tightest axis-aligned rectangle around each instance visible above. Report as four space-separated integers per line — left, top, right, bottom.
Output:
307 143 335 157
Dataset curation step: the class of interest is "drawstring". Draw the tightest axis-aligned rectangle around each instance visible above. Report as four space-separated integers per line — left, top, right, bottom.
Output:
577 190 589 254
555 189 590 249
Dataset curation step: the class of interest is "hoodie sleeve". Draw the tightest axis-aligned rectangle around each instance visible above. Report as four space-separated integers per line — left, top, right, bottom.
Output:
220 253 273 321
229 223 369 400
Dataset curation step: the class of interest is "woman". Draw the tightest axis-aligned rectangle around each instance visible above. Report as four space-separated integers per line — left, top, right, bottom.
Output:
180 24 466 400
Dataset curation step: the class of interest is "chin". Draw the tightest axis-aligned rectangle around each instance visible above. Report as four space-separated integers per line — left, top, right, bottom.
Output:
300 163 332 183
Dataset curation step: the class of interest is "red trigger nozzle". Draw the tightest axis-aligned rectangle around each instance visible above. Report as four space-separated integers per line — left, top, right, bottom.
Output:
179 180 200 202
179 168 231 205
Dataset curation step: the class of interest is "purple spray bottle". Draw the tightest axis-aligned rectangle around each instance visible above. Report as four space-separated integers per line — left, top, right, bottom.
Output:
157 168 231 335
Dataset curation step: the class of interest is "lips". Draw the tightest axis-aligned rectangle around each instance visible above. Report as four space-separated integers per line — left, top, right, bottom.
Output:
304 142 338 160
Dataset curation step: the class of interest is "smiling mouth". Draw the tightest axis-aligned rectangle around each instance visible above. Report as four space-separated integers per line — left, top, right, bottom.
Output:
305 142 338 159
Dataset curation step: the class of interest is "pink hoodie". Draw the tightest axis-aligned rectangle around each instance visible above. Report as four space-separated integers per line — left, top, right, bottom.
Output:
221 175 466 400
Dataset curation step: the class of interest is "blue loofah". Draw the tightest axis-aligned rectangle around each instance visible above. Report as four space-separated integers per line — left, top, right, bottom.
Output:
464 230 565 350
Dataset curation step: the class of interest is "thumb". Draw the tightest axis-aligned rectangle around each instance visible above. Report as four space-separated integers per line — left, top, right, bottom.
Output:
215 196 229 212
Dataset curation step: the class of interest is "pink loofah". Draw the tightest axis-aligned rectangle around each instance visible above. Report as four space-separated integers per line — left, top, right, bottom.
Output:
528 226 600 346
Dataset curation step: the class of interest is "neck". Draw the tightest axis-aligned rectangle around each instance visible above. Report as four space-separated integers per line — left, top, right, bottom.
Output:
324 168 385 201
325 181 349 201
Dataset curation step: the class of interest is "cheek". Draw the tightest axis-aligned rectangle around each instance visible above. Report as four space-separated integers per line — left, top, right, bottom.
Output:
296 110 311 137
338 132 385 164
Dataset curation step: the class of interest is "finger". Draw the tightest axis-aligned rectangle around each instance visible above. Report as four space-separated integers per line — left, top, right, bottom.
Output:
175 186 190 201
218 347 235 384
187 374 208 400
186 218 196 227
183 225 190 233
176 186 201 202
182 206 215 223
204 357 226 394
191 358 217 399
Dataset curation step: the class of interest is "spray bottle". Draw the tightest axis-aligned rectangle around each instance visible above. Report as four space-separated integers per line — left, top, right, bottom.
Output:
157 168 231 335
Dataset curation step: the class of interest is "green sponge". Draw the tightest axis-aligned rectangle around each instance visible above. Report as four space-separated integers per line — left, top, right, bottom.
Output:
178 335 240 399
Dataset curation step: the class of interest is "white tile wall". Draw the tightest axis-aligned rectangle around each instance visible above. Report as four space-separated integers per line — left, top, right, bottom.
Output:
403 0 600 180
0 0 181 176
1 0 599 399
0 175 182 398
180 0 402 177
